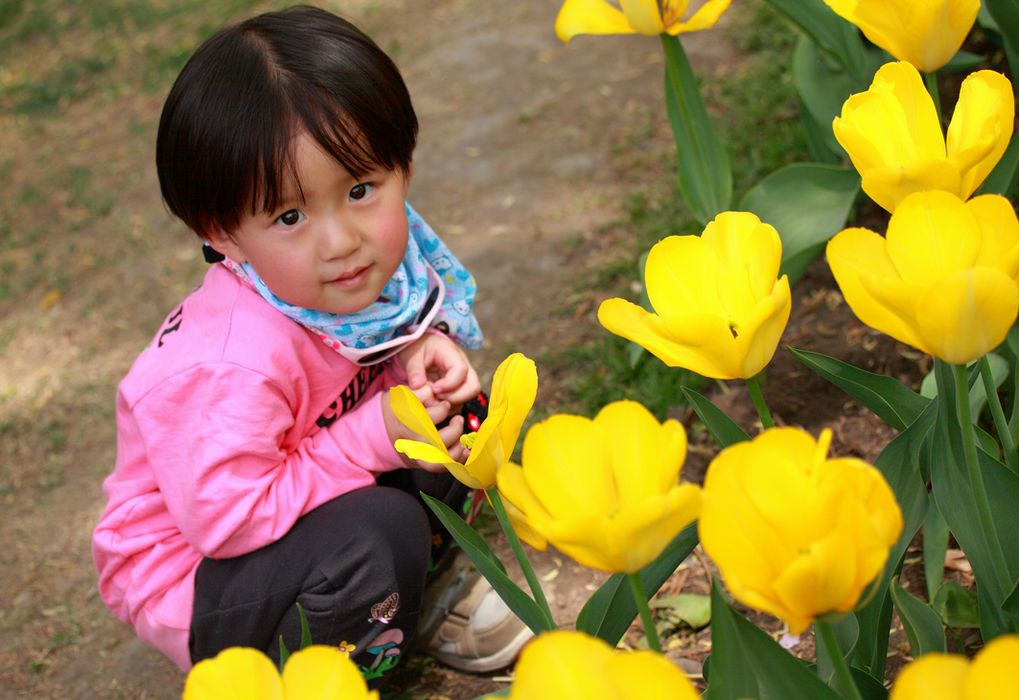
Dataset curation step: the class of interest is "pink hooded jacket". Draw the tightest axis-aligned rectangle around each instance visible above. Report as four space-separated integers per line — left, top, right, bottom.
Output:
92 264 408 670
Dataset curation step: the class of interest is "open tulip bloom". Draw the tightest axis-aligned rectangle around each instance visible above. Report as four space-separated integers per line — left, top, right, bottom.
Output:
497 400 701 575
833 61 1015 213
699 427 903 635
508 630 699 699
827 191 1019 366
824 0 980 74
598 211 791 381
183 646 378 700
555 0 731 42
390 353 537 490
890 634 1019 700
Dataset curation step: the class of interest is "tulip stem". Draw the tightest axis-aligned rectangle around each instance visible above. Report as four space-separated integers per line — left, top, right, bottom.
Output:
814 621 864 700
487 488 557 631
627 573 662 653
978 356 1019 471
745 375 775 430
952 364 1013 593
923 70 943 126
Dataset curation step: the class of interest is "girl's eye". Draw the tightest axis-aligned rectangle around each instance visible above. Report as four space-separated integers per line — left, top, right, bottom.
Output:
275 209 305 227
349 183 375 201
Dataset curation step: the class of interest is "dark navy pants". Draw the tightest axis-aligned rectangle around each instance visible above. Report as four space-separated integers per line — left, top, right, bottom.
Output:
188 469 469 685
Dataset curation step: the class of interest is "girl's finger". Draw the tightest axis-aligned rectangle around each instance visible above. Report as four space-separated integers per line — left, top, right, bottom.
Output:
436 415 464 451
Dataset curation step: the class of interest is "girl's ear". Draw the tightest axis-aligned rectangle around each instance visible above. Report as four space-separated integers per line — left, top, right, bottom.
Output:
204 226 245 263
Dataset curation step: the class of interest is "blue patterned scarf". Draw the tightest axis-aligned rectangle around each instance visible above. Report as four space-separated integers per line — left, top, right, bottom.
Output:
221 203 483 353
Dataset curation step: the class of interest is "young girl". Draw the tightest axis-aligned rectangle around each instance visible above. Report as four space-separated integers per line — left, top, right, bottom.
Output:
92 5 530 683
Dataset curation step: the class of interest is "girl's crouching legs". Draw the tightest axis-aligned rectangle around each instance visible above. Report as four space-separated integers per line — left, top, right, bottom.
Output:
189 486 431 687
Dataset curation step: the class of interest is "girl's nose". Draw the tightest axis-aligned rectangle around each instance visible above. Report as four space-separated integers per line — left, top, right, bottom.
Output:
319 217 360 260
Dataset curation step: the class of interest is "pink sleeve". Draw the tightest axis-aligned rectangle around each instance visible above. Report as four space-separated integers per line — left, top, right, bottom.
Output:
130 363 404 559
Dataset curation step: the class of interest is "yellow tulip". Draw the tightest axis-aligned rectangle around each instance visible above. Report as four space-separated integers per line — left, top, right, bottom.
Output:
598 211 791 380
833 61 1015 212
508 630 699 699
183 646 379 700
391 353 537 489
496 400 701 574
555 0 731 42
824 0 980 73
890 635 1019 700
699 427 902 634
827 190 1019 365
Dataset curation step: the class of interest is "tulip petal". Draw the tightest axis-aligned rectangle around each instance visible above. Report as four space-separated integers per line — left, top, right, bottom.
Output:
598 298 742 378
509 632 613 698
731 276 791 378
703 212 783 321
646 235 725 317
555 0 637 42
491 353 538 464
609 485 701 572
771 528 858 633
183 648 283 700
969 195 1019 281
618 0 667 34
521 414 617 518
885 191 981 286
595 401 685 507
858 161 963 213
915 267 1019 365
827 227 930 353
889 654 969 700
388 386 446 450
282 646 377 700
495 463 550 550
605 650 700 699
965 635 1019 700
460 403 508 488
948 70 1016 199
665 0 731 35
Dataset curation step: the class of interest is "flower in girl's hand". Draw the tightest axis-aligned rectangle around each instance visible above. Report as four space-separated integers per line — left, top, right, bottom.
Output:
389 353 537 489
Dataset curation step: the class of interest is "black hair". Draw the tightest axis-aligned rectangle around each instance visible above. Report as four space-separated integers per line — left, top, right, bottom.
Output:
156 5 418 236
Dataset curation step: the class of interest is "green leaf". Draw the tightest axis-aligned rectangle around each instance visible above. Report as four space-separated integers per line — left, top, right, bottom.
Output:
681 387 750 448
651 593 711 629
789 347 928 430
985 0 1019 79
761 0 870 81
851 400 935 678
297 602 312 649
923 505 950 601
941 50 987 72
890 576 947 656
421 493 552 634
978 134 1019 199
576 524 698 645
920 354 1009 421
704 579 841 700
738 164 860 283
278 635 290 673
932 580 981 629
661 35 731 225
815 615 859 687
928 360 1019 638
792 36 849 160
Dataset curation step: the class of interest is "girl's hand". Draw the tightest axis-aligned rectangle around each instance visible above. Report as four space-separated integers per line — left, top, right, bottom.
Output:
396 331 481 407
381 383 470 471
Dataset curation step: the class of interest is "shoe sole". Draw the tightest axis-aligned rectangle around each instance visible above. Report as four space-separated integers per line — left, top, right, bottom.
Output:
432 625 535 674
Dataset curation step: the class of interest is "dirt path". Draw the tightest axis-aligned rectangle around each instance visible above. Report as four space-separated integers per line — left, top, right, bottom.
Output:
0 1 741 697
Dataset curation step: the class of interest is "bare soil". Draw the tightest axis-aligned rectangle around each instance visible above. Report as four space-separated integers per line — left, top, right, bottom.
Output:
0 1 930 698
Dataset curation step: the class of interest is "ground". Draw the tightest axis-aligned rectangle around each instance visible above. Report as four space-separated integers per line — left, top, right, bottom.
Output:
0 1 932 698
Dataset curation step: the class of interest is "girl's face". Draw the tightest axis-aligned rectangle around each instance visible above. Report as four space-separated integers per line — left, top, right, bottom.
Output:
208 132 412 315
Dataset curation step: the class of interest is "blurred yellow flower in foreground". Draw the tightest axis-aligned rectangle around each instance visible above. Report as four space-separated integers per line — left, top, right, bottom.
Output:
824 0 980 73
890 634 1019 700
598 211 791 380
183 646 378 700
509 630 699 699
699 427 902 634
833 61 1014 212
555 0 730 42
497 400 700 574
391 353 537 489
827 191 1019 365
